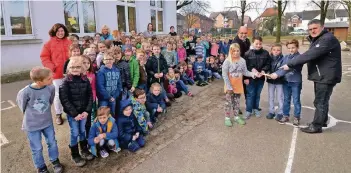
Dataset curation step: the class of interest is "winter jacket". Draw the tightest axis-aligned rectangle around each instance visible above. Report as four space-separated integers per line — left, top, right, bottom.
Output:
117 100 143 149
40 37 72 79
185 39 196 56
59 75 93 117
232 36 251 58
208 63 219 73
124 56 140 88
177 47 187 62
194 61 206 74
287 30 342 84
145 54 169 84
115 60 132 89
266 54 285 84
243 48 271 80
131 97 150 134
88 116 118 146
100 33 113 41
146 92 165 111
276 52 303 83
138 64 148 85
96 65 122 100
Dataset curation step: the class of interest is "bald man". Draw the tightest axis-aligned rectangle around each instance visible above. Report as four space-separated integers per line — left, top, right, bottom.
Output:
232 26 251 57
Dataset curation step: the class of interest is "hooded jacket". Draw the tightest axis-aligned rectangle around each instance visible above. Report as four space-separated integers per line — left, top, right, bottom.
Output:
146 92 166 111
117 100 143 149
232 35 251 58
96 65 122 100
88 116 118 146
287 30 342 84
266 54 285 84
131 97 150 134
124 55 140 88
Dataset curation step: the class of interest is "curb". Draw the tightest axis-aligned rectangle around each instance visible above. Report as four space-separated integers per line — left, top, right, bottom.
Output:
1 70 30 84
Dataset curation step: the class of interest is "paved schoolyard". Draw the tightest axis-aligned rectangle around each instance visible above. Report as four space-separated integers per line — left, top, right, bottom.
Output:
1 45 351 173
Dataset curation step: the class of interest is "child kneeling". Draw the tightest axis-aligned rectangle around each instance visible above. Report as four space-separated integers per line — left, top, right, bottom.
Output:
118 100 146 152
88 107 121 158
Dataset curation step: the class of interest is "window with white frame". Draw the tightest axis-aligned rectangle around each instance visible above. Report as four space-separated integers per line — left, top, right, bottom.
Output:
63 0 96 34
0 1 33 37
150 0 163 32
117 0 136 33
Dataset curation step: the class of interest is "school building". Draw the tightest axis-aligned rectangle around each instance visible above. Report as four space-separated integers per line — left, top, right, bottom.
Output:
1 0 177 76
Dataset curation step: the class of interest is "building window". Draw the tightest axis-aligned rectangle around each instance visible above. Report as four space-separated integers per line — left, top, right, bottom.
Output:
116 1 136 33
1 1 33 37
150 0 163 33
63 0 96 34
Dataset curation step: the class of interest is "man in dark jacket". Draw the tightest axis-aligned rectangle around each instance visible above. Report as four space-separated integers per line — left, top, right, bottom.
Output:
281 19 342 133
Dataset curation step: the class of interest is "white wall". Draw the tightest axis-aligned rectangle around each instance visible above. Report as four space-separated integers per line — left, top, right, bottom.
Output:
163 0 177 33
136 0 151 33
95 1 118 33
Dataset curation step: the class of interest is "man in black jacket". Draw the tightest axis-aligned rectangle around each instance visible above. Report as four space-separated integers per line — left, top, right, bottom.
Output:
281 19 342 133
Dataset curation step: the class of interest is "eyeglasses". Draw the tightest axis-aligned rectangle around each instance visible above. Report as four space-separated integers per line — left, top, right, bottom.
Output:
70 66 81 69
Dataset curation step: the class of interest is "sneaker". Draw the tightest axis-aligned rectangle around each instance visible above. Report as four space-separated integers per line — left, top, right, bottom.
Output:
244 111 252 120
37 166 49 173
266 113 275 119
278 116 290 124
52 159 63 173
293 118 300 126
238 109 243 115
187 92 193 97
275 114 283 121
55 114 63 125
253 109 261 118
234 116 246 125
100 149 109 158
225 117 233 127
111 147 121 153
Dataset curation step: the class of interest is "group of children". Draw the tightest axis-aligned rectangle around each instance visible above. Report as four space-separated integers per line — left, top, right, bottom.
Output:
222 36 303 127
17 29 229 173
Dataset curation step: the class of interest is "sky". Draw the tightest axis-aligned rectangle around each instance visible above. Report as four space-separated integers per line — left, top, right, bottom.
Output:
208 0 317 20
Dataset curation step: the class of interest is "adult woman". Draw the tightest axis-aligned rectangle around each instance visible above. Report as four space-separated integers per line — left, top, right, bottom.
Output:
40 23 72 125
100 25 113 41
169 26 177 36
143 23 155 38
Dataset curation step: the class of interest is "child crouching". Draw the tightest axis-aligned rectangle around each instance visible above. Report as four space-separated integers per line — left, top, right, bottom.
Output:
146 83 167 123
118 100 146 152
131 89 153 135
88 107 120 158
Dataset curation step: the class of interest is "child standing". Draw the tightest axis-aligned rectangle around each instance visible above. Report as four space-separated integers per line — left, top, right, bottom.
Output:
177 41 187 63
222 44 257 127
113 47 132 100
131 89 153 135
210 38 219 57
118 100 146 152
97 52 122 118
136 50 148 93
63 44 82 75
17 67 63 173
270 39 303 126
96 42 108 69
146 83 167 123
88 107 120 158
146 44 169 86
59 56 94 167
243 36 271 119
195 37 204 59
265 44 285 120
124 47 140 95
162 41 176 67
173 43 179 65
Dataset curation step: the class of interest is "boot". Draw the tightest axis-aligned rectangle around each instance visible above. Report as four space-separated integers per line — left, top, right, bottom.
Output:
69 144 86 167
37 165 49 173
51 159 63 173
55 114 63 125
79 140 94 161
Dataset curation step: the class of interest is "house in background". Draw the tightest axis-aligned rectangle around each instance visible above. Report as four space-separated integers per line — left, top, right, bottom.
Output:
184 13 214 34
253 7 287 32
210 11 240 29
177 13 186 35
1 0 177 75
285 12 303 28
324 22 349 41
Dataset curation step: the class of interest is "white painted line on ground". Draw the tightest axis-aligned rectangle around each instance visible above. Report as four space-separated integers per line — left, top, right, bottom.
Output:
0 132 9 146
1 100 16 111
284 127 298 173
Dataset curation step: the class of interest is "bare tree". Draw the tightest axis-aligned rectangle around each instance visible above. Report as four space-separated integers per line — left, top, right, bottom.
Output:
177 0 210 11
180 1 210 32
311 0 331 25
340 0 351 40
273 0 289 43
225 0 259 26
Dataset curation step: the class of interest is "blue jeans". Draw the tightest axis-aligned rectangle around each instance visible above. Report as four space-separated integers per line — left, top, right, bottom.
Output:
212 72 222 79
195 71 208 82
67 115 87 146
283 82 302 118
27 124 59 169
99 99 117 117
181 75 195 85
176 80 189 94
137 83 148 93
128 136 145 152
245 79 264 113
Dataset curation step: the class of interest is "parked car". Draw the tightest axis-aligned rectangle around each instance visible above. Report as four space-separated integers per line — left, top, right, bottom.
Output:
289 29 308 35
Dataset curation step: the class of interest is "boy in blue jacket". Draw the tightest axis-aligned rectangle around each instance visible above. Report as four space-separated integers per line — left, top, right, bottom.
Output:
118 99 145 152
88 107 120 158
97 52 122 117
194 55 210 86
269 39 303 126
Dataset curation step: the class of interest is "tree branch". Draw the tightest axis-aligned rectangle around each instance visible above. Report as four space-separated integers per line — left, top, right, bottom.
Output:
311 0 322 8
282 0 288 13
177 0 193 10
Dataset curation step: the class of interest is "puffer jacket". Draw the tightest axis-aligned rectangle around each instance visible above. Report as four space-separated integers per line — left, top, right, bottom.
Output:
115 60 132 89
59 75 93 117
267 54 285 84
287 30 342 84
145 54 169 84
244 48 271 80
40 37 72 79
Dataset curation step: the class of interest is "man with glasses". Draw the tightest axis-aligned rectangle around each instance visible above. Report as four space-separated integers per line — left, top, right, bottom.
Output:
280 19 342 133
232 26 252 114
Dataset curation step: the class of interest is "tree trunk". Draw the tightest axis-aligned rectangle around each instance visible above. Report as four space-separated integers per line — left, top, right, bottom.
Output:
276 0 282 43
241 0 246 26
319 0 328 26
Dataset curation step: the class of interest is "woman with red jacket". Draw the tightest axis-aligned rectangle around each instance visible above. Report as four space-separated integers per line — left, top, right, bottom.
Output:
40 23 72 125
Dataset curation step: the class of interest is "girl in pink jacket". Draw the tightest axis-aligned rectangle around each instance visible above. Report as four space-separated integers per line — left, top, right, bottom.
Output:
177 42 187 63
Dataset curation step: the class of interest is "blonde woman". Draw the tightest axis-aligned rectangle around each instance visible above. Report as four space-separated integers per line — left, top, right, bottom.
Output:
100 25 113 41
222 43 258 127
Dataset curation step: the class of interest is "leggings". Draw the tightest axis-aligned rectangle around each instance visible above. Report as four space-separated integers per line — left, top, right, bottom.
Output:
224 93 241 118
